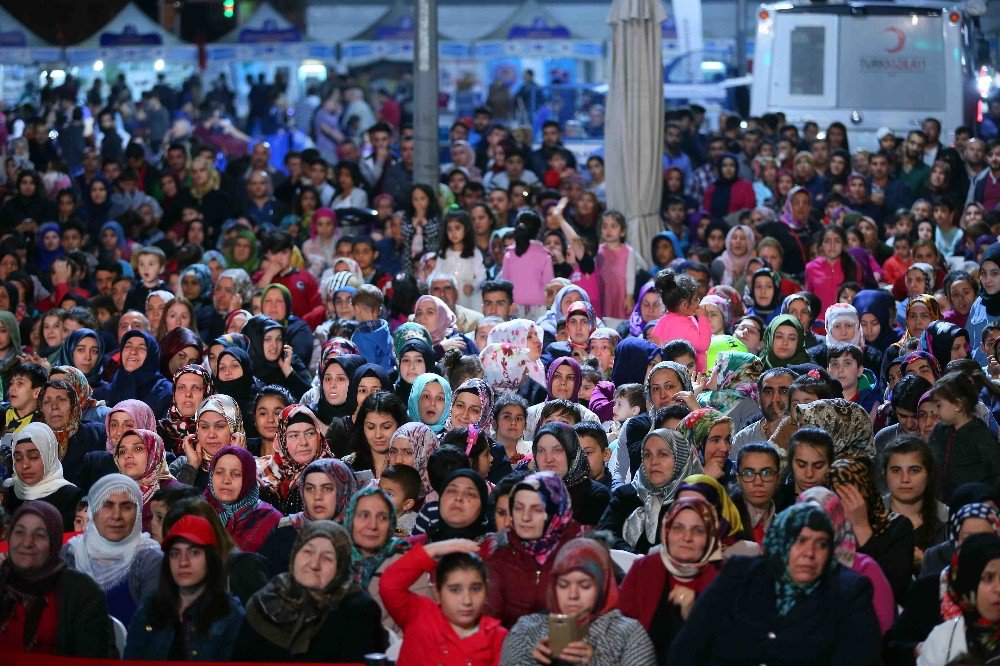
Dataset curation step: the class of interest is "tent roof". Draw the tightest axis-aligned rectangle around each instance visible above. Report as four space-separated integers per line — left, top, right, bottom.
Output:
0 5 56 47
348 1 417 41
216 2 318 45
478 0 582 41
70 2 188 48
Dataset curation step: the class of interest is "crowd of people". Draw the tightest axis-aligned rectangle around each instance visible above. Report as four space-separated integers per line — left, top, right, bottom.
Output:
4 73 1000 665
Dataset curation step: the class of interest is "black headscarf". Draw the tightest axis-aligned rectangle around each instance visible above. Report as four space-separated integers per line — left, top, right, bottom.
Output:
708 153 740 219
242 315 286 379
310 354 366 424
393 338 439 404
426 469 489 542
350 363 392 405
980 243 1000 317
214 347 260 430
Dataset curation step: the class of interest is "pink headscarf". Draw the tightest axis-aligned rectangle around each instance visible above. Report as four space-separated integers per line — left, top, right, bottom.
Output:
414 294 457 344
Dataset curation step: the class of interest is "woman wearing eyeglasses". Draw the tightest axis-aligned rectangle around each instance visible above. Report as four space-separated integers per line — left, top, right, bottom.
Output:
730 443 783 547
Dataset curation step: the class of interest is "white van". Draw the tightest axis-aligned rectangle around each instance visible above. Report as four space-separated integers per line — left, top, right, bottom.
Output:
750 0 987 143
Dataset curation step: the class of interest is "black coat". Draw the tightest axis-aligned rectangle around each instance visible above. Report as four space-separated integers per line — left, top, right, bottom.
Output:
567 477 611 527
230 589 387 662
669 556 881 666
597 483 653 553
3 483 83 532
53 568 116 657
859 517 915 603
258 523 297 577
61 422 107 489
78 450 118 494
883 573 939 666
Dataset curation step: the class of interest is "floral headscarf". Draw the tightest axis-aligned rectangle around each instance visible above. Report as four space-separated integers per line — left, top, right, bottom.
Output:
261 404 334 499
760 314 812 369
50 365 101 413
946 533 1000 656
511 471 575 565
180 263 213 300
38 380 81 460
390 422 439 498
445 378 495 431
794 398 876 462
797 486 856 568
406 373 453 434
546 538 619 621
104 399 157 454
700 294 732 332
413 295 457 344
341 487 409 588
480 342 532 394
623 429 703 548
780 186 812 231
897 295 943 345
286 458 358 528
678 474 745 537
900 350 942 381
115 428 174 505
826 458 900 537
392 322 433 359
678 408 732 462
824 303 864 348
659 496 722 581
763 504 835 616
158 365 213 451
487 318 546 384
696 352 763 414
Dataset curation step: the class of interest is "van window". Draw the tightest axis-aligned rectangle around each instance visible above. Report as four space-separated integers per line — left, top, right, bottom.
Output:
790 27 826 95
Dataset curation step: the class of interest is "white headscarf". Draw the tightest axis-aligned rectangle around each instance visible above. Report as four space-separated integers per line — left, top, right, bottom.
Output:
9 422 74 500
487 318 547 385
824 303 864 348
65 474 159 591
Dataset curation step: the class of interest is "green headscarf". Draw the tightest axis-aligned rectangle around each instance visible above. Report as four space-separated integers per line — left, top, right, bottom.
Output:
341 487 409 588
262 283 293 325
224 229 261 273
760 314 811 369
392 322 433 360
763 504 836 617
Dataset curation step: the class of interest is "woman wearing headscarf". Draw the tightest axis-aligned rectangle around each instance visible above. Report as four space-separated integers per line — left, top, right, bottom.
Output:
310 354 366 456
259 404 334 515
157 364 213 455
676 473 756 552
95 330 173 418
169 394 246 490
747 268 782 325
213 347 260 435
853 289 901 354
406 372 453 435
530 422 609 527
37 378 106 490
669 503 880 664
393 338 439 405
807 302 883 377
50 364 108 424
63 474 163 624
342 486 422 634
678 407 736 485
599 429 703 554
487 317 547 386
241 314 312 398
75 176 111 233
918 320 971 369
525 357 602 438
484 471 584 628
203 446 281 553
967 242 1000 364
388 422 440 503
156 325 204 380
0 310 21 379
697 351 765 432
479 342 545 406
260 283 315 366
413 294 475 360
0 501 114 656
1 170 53 234
420 469 491 545
259 458 359 577
501 537 657 665
826 458 915 601
3 422 84 529
789 398 877 462
759 313 812 369
224 228 261 274
710 224 756 292
618 496 723 660
630 280 666 337
919 533 1000 663
179 262 213 308
232 520 387 661
704 154 756 220
112 427 176 531
779 292 824 348
610 336 663 386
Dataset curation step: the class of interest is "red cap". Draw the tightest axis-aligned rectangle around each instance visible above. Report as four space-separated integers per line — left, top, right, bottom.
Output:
162 514 217 549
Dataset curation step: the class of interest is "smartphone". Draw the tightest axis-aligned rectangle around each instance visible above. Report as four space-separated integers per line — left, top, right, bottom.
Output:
355 469 375 485
548 614 589 658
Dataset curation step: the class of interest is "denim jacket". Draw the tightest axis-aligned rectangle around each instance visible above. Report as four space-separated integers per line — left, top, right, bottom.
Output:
124 592 244 661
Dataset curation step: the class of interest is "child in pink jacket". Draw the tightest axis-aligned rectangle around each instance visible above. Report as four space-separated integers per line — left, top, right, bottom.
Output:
648 269 712 373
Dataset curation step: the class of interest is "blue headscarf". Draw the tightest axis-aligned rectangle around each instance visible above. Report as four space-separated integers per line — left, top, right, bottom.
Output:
611 337 662 386
56 328 105 387
852 289 899 352
99 221 127 250
202 249 227 269
36 222 66 272
180 263 213 301
763 504 836 617
406 373 452 434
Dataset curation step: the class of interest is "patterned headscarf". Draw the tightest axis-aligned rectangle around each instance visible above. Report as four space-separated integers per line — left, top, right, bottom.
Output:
646 360 693 418
38 380 81 460
158 365 213 452
623 429 703 548
533 422 590 488
678 408 732 462
115 429 174 505
196 394 245 436
510 471 575 565
700 294 732 332
823 303 864 348
946 533 1000 657
546 538 619 621
341 487 409 588
949 502 1000 546
826 458 899 537
763 504 835 617
390 423 439 498
104 399 157 454
797 486 856 568
445 378 495 431
406 373 453 434
413 295 457 344
760 314 812 369
392 322 433 359
546 357 582 401
696 352 763 415
262 404 334 499
50 365 100 413
900 350 942 382
898 295 943 345
480 342 532 394
678 473 746 538
794 399 876 462
659 496 722 581
286 458 358 528
180 263 213 300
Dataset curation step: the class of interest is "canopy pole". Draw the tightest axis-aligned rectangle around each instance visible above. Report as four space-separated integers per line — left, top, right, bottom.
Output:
413 0 440 185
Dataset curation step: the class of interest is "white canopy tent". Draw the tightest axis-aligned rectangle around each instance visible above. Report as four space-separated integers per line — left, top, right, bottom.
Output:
65 3 197 68
0 6 62 64
206 2 335 63
339 1 473 67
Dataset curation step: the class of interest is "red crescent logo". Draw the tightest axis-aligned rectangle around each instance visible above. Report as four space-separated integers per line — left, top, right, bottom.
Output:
885 27 905 53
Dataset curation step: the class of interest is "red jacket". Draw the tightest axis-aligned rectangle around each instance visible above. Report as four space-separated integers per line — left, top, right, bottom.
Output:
702 179 756 215
255 267 325 329
618 551 719 630
484 520 584 628
381 545 506 666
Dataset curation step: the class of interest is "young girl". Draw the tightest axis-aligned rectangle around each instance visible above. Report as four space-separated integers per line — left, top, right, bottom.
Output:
438 210 487 311
595 211 637 320
548 198 602 314
649 270 712 373
928 372 1000 501
302 208 339 270
407 373 453 434
381 539 506 665
805 226 859 321
499 211 554 319
401 184 443 275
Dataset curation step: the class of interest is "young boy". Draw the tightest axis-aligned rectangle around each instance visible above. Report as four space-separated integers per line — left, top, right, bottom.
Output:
882 235 914 286
493 393 530 465
662 339 697 377
932 196 961 258
124 245 170 311
255 229 325 328
73 497 89 532
1 360 47 440
575 421 612 489
380 464 421 536
613 383 645 431
827 342 880 413
351 284 394 371
381 540 505 664
353 236 390 289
